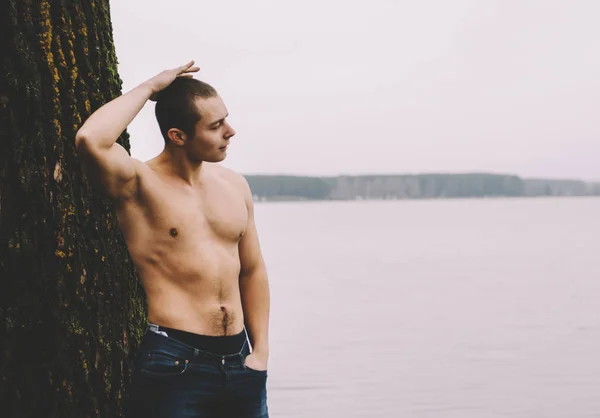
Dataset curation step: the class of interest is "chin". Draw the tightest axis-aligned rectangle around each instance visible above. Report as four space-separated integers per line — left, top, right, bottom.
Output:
206 153 226 163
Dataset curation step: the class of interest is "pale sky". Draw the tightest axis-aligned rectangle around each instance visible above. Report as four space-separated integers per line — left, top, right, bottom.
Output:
110 0 600 180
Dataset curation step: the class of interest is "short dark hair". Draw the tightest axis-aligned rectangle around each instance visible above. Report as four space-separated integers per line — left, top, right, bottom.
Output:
154 77 218 142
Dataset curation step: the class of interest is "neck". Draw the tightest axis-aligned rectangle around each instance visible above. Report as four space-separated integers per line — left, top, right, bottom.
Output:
158 145 205 186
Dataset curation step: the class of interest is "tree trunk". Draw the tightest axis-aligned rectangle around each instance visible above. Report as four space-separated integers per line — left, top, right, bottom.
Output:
0 1 146 417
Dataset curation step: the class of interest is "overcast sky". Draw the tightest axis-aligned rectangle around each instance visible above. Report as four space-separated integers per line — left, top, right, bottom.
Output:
110 0 599 180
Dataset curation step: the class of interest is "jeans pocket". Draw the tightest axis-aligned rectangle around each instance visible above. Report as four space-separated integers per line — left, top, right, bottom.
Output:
244 364 267 373
243 357 267 374
140 351 189 377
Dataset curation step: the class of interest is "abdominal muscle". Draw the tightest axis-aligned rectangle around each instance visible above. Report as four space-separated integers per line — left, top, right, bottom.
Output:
132 241 245 337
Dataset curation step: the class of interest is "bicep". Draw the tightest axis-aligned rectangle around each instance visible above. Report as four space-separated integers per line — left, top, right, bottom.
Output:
77 141 137 200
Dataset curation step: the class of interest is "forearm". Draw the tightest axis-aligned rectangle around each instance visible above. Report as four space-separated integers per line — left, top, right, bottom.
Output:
240 267 270 355
76 82 153 149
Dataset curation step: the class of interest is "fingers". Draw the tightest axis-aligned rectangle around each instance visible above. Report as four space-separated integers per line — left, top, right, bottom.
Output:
181 60 195 70
187 66 200 72
178 61 199 74
159 61 200 82
176 66 199 79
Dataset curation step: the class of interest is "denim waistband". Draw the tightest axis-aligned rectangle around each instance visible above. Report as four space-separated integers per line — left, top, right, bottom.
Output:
143 324 250 366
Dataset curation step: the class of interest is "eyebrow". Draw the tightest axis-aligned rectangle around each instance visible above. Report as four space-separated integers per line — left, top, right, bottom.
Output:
208 113 229 127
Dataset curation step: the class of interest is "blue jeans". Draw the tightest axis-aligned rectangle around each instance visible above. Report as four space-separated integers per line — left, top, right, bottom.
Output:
126 327 269 418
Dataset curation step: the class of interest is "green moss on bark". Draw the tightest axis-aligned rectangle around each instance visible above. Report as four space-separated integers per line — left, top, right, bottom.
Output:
0 1 146 417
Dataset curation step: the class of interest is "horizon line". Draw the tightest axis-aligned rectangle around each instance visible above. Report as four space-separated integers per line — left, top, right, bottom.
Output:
239 171 600 183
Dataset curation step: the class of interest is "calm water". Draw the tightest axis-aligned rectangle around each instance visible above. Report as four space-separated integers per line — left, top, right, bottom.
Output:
254 197 600 417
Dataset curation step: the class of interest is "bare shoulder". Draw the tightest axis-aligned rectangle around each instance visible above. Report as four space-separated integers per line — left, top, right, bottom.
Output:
132 158 148 172
134 157 173 185
210 164 252 200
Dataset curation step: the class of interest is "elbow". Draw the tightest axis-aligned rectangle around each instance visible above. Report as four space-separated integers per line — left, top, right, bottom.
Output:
75 129 89 152
75 128 101 153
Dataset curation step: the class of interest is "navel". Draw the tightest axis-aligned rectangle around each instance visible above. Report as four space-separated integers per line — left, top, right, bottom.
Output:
169 228 178 238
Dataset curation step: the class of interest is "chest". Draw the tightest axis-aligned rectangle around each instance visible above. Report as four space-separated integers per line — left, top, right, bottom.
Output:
143 180 248 244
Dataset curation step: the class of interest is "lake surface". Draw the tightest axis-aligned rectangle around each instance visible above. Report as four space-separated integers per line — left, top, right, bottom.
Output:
254 197 600 417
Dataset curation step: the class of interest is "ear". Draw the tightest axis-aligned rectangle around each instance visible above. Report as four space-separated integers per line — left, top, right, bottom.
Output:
167 128 187 146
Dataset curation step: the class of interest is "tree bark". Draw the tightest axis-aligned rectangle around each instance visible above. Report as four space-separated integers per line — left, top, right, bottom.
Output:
0 1 146 417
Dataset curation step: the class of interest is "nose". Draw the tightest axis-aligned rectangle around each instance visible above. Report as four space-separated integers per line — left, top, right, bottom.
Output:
224 122 236 139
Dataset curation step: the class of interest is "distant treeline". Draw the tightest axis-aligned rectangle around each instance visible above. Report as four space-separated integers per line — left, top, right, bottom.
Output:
243 173 600 201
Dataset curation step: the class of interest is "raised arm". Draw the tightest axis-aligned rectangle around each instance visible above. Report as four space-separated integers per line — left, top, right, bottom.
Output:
75 61 199 200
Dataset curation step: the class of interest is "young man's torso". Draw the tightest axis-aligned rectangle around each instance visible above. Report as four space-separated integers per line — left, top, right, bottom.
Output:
115 159 249 337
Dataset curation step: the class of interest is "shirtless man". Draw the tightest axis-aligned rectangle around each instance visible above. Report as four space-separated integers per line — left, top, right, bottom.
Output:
75 61 270 418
